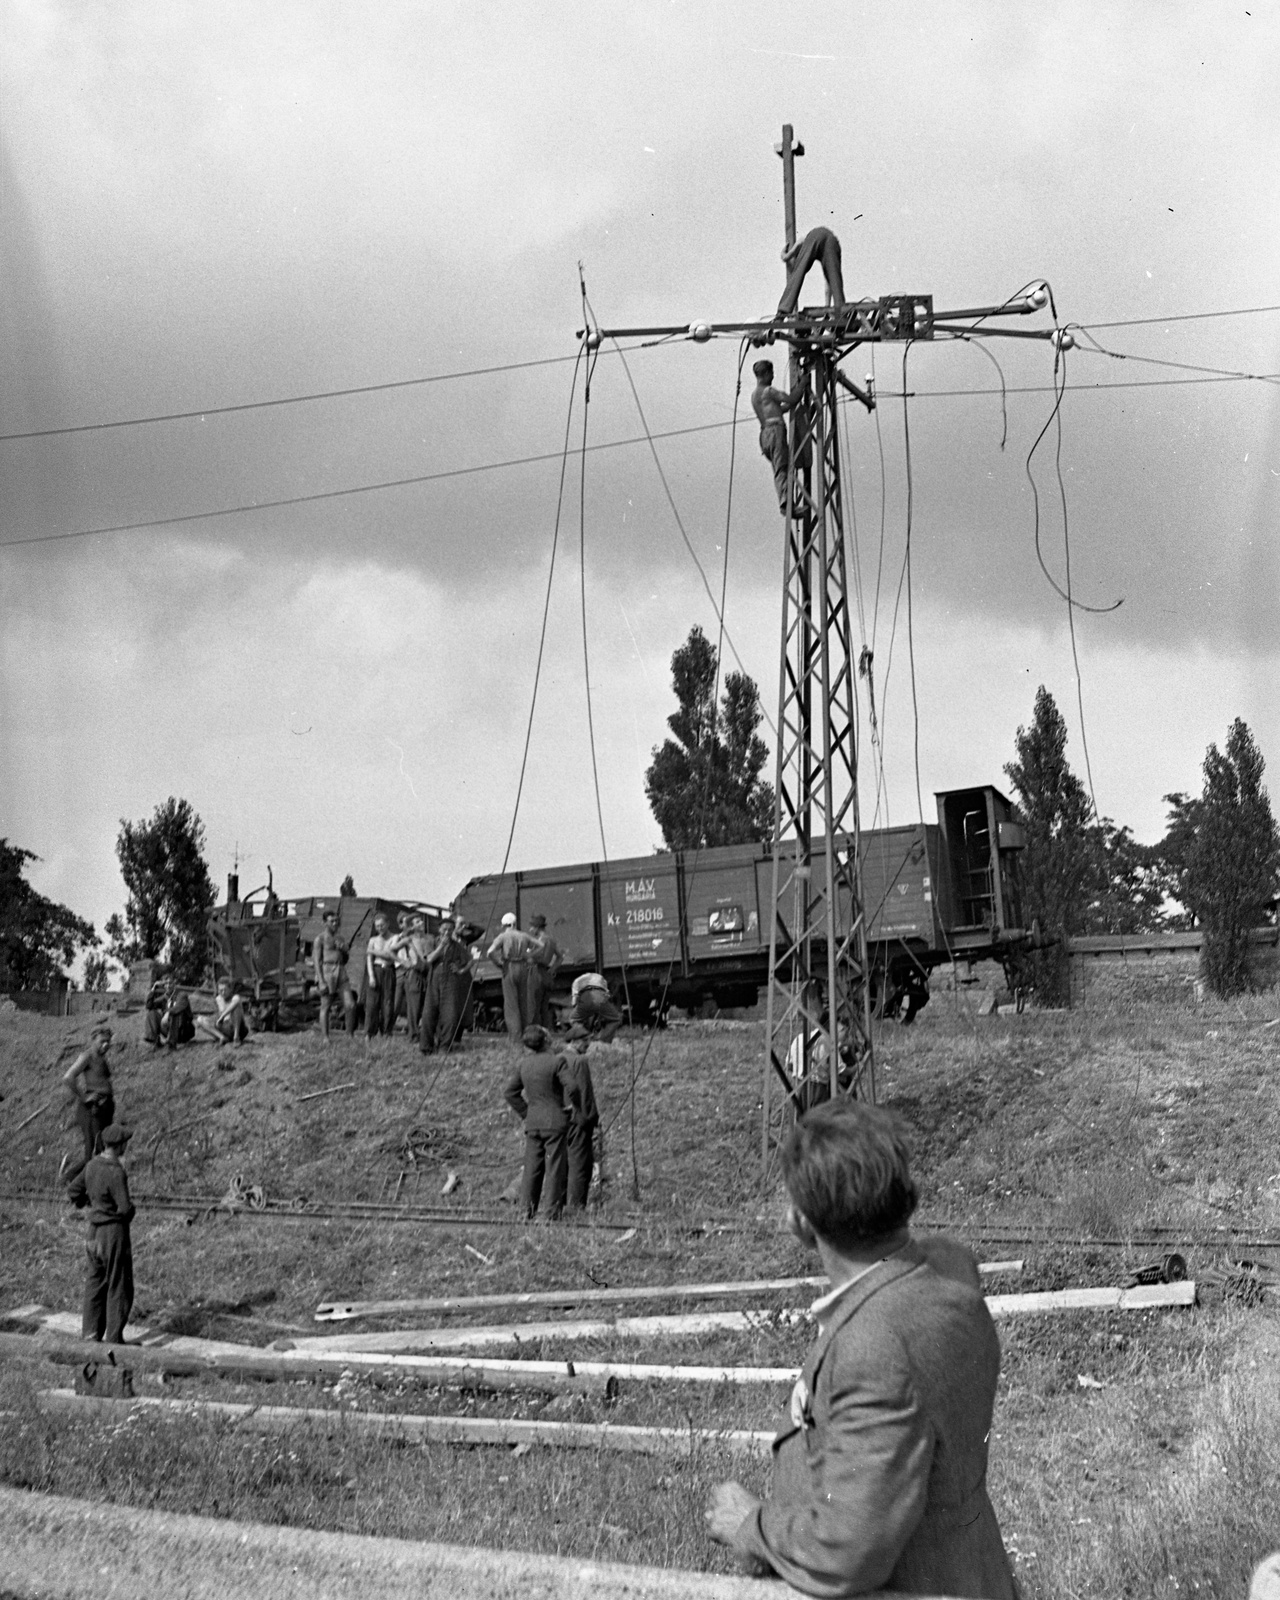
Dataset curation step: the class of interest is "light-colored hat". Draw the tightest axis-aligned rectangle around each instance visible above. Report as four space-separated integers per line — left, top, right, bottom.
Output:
501 912 516 927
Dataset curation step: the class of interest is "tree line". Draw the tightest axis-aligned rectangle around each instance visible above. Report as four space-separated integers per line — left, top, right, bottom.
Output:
2 629 1276 1002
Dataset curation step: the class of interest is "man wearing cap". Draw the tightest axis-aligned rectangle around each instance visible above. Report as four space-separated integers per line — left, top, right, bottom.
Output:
58 1026 116 1187
314 909 357 1041
503 1026 570 1219
568 971 624 1044
486 913 536 1045
364 912 398 1038
400 915 432 1042
420 917 473 1054
525 913 564 1030
68 1123 136 1345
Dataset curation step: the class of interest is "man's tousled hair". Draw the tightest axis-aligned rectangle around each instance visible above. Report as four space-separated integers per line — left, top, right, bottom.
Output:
780 1099 918 1247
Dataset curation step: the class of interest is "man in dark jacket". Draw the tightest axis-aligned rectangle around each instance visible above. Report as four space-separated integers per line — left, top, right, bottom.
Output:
68 1123 136 1345
503 1025 570 1219
420 918 472 1054
561 1043 599 1210
525 913 563 1029
706 1099 1015 1599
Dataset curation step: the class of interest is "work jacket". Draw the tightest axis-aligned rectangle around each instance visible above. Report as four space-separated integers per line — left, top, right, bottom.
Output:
503 1053 569 1133
733 1236 1015 1598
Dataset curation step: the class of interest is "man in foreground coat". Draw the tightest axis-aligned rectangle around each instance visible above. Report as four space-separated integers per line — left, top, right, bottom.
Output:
706 1098 1015 1598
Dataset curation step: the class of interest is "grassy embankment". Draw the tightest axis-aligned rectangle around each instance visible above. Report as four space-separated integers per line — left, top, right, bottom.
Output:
1 969 1277 1595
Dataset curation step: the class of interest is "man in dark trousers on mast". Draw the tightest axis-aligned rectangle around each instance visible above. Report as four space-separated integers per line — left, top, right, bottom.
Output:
68 1123 137 1346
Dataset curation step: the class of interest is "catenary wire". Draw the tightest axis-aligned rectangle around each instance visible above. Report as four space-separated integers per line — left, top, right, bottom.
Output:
8 368 1278 555
0 344 650 444
4 302 1277 445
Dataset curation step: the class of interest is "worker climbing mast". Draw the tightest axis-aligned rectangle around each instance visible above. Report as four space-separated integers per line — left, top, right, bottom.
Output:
760 126 876 1153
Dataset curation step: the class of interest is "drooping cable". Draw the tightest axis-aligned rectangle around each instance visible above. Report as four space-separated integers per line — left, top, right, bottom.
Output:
609 341 776 738
1051 350 1101 819
1069 328 1280 386
599 336 751 1145
1024 352 1124 616
578 276 641 1199
955 336 1009 450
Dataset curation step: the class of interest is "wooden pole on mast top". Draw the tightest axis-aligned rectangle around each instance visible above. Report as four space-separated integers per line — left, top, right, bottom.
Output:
776 124 802 249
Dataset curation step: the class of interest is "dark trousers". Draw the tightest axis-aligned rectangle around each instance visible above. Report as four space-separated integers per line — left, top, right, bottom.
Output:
570 989 623 1043
145 1007 195 1048
760 420 790 511
520 1127 567 1219
366 964 396 1037
83 1222 133 1344
65 1096 114 1188
419 968 462 1054
566 1119 596 1210
402 969 425 1037
526 965 557 1029
501 963 529 1044
777 226 845 315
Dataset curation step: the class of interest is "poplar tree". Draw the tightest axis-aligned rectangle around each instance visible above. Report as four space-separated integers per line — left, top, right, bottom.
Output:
1184 720 1279 996
105 797 215 985
645 625 774 851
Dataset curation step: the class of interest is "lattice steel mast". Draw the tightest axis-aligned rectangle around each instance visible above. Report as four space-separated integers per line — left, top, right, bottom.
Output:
760 125 874 1162
578 127 1063 1177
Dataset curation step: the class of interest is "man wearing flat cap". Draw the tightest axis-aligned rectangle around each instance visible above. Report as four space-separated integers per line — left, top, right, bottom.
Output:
68 1123 137 1346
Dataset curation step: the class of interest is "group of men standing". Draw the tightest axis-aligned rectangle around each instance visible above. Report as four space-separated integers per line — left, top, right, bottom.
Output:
313 907 473 1052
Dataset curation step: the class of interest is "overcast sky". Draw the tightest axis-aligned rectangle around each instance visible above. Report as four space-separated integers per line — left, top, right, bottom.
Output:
2 1 1278 948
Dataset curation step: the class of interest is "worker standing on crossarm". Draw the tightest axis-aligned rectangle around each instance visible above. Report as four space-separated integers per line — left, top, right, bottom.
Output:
561 1041 599 1210
68 1123 136 1345
58 1025 116 1187
504 1026 570 1220
487 912 536 1044
567 970 624 1044
777 225 845 316
525 913 563 1029
314 909 357 1041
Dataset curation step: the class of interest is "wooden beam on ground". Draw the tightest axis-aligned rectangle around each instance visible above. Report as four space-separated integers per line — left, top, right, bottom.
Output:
985 1281 1197 1317
313 1259 1024 1322
37 1389 774 1458
0 1332 613 1399
290 1280 1198 1355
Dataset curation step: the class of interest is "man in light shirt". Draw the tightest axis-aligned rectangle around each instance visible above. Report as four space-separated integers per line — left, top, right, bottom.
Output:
364 913 398 1038
486 912 536 1045
567 971 623 1044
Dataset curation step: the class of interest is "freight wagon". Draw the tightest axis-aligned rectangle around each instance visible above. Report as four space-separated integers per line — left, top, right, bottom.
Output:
454 784 1030 1027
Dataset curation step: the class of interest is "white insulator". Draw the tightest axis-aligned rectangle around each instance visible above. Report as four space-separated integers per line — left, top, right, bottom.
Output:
1028 284 1050 309
688 321 712 343
584 330 603 350
1052 328 1075 351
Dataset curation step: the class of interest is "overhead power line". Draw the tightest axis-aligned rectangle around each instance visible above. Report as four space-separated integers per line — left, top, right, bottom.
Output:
3 303 1278 445
0 346 642 445
5 368 1278 554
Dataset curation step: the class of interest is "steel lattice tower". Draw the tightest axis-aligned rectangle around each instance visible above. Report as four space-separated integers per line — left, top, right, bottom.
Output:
760 128 874 1162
